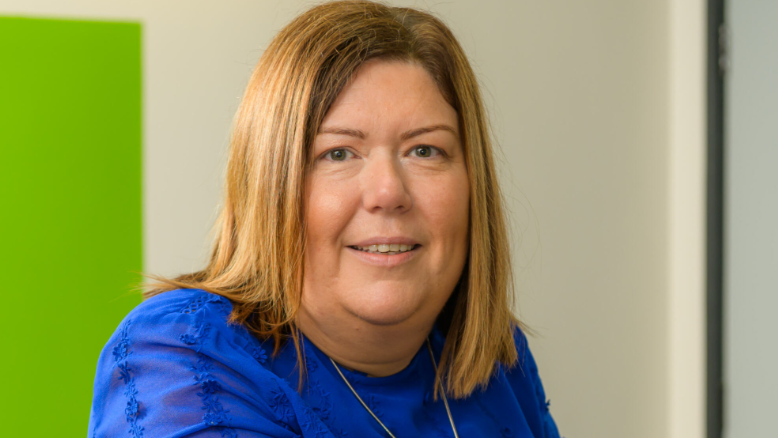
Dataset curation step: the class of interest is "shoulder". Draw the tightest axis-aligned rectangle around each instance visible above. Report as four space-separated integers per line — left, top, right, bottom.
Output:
510 325 535 378
109 289 251 361
88 288 306 437
503 325 562 438
126 288 233 324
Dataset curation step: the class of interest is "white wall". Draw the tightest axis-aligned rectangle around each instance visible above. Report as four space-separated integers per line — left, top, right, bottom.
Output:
0 1 707 437
447 2 671 437
668 1 707 437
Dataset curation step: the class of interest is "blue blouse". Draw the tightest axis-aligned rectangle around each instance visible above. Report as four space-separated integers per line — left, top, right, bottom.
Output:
88 288 561 438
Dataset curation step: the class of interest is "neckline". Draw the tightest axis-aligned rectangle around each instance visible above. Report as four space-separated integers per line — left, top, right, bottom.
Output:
303 327 444 387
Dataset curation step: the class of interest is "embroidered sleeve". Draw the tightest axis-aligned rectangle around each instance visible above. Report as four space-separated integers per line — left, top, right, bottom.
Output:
508 329 563 438
87 290 304 438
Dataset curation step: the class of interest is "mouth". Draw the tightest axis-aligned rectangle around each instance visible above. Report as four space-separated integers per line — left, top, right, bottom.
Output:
347 243 421 255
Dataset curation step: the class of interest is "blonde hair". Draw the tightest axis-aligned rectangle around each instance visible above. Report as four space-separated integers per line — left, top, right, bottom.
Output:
145 0 519 399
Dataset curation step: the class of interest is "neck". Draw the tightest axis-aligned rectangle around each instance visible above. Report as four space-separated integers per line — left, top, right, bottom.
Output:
295 306 436 377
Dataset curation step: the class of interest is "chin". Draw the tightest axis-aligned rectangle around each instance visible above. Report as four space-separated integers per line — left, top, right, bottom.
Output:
346 290 425 326
351 309 415 326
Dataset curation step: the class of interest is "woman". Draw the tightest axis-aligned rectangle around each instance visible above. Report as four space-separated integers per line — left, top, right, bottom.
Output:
88 1 561 437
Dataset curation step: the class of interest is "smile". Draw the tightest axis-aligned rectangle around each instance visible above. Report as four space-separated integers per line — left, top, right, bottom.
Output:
349 244 419 255
345 243 421 267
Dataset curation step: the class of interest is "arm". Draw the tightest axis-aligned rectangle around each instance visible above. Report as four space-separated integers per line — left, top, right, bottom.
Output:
87 290 302 438
507 328 562 438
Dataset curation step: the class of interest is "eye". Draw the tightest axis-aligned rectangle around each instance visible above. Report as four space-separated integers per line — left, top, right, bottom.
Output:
322 148 354 162
410 145 441 158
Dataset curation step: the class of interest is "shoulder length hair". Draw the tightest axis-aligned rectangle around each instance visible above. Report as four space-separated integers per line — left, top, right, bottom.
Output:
145 0 519 399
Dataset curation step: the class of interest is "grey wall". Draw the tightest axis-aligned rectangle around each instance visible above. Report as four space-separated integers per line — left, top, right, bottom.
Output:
725 0 778 435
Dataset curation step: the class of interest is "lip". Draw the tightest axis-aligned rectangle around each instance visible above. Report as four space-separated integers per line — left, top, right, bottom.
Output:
349 236 420 247
345 245 421 267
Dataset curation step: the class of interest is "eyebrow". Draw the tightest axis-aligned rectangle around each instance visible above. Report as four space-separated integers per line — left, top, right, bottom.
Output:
318 124 458 141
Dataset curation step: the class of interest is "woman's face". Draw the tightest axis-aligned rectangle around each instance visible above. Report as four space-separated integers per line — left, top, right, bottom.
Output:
302 59 470 328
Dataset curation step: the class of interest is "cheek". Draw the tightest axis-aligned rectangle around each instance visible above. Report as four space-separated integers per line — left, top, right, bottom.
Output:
304 175 357 248
415 171 470 246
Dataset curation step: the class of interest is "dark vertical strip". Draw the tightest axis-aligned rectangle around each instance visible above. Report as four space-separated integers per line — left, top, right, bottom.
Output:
706 1 726 437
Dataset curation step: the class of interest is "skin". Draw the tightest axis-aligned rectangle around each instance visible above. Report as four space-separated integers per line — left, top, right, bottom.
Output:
297 59 470 377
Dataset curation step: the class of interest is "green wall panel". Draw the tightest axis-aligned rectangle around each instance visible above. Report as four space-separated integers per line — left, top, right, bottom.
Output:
0 17 142 435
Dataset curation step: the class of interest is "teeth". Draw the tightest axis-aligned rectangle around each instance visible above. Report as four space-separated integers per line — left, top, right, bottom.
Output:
352 243 416 254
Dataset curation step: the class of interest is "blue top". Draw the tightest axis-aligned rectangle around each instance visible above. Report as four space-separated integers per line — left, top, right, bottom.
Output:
88 288 561 438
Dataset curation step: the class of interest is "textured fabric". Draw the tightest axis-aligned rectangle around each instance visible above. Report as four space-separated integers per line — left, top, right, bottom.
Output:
88 288 561 438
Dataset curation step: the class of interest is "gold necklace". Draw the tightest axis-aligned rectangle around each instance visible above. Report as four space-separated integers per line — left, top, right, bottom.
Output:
329 338 460 438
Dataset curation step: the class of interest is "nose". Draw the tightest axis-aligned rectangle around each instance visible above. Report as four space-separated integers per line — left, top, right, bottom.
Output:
361 153 413 213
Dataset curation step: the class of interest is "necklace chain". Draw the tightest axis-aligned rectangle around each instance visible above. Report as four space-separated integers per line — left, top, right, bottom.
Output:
328 338 460 438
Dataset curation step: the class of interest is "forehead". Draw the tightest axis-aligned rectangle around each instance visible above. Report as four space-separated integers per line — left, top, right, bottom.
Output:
319 59 458 133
